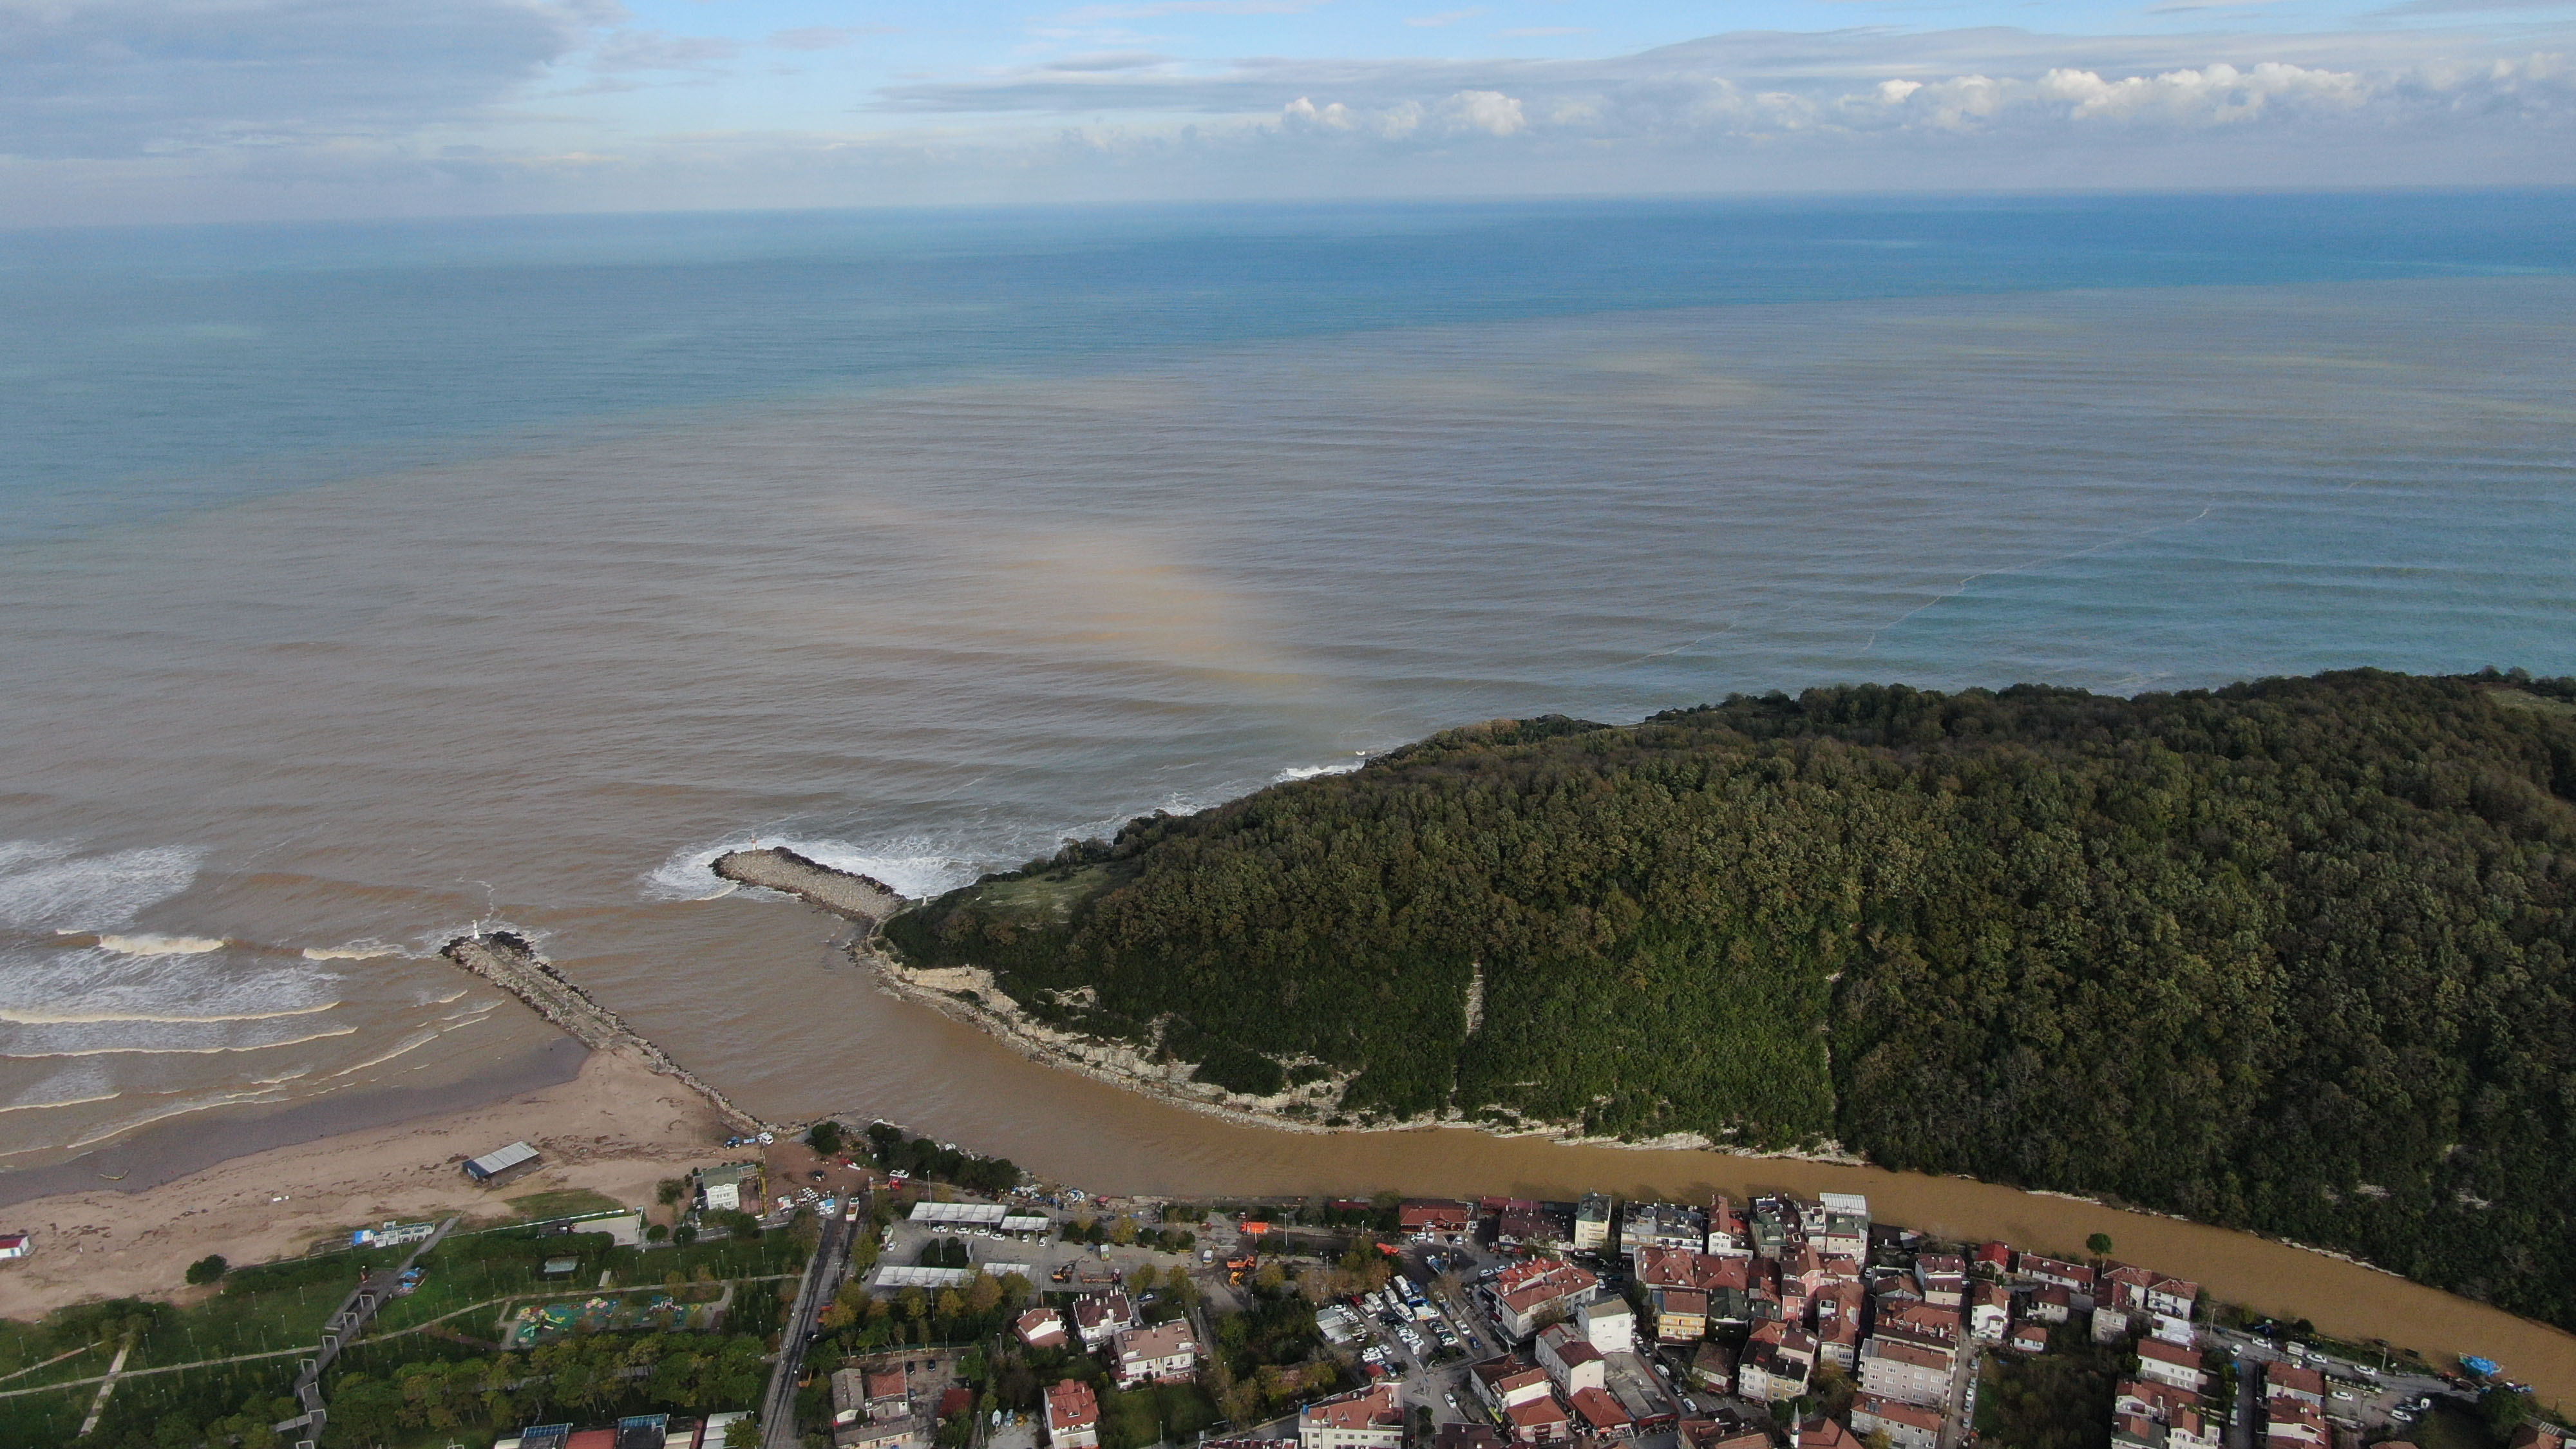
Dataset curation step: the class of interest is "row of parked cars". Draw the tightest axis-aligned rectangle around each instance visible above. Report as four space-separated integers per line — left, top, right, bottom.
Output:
1360 1279 1463 1358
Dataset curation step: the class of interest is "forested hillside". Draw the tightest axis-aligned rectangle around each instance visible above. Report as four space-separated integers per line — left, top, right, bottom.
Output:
883 670 2576 1327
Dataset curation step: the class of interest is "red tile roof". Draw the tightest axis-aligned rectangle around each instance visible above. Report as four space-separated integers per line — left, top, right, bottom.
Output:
1047 1379 1100 1432
1568 1388 1632 1432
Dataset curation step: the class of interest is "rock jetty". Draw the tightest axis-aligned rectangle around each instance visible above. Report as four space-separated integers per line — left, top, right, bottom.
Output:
440 931 773 1133
712 847 904 922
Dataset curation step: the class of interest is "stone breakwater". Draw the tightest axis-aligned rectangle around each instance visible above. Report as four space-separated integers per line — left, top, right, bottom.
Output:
440 931 774 1133
712 848 903 922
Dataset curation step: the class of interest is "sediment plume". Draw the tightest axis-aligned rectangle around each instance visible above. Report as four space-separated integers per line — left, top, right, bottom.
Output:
712 847 905 922
439 931 772 1132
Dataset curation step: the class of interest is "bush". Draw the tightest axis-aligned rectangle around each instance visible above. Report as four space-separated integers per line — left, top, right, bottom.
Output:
808 1121 846 1158
183 1256 227 1287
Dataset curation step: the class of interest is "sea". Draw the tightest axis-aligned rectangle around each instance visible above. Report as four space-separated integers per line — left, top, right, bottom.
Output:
2 191 2573 1193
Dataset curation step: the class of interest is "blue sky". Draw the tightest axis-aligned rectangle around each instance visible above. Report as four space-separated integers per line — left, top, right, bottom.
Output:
3 0 2571 222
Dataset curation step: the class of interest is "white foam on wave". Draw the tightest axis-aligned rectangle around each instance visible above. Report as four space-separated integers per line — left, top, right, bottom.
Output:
6 1026 359 1058
93 933 229 956
62 1087 296 1152
0 1089 123 1116
1274 755 1368 783
325 1003 500 1079
302 940 402 961
649 790 1249 909
0 1000 341 1027
643 832 991 902
0 840 202 931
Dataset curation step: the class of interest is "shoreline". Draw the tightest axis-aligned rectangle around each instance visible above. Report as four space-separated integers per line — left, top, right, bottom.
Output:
0 1046 732 1321
3 844 2566 1405
0 1036 589 1211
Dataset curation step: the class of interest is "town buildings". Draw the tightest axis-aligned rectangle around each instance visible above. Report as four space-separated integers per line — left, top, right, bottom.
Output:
1072 1291 1137 1349
1484 1258 1601 1340
1044 1378 1099 1449
1301 1385 1406 1449
831 1366 918 1449
1572 1195 1615 1252
1017 1305 1068 1350
1620 1202 1709 1260
1853 1394 1944 1449
1113 1320 1200 1388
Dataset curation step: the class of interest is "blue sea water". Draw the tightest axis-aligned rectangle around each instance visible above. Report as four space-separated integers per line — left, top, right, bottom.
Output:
1 191 2573 1165
7 191 2574 542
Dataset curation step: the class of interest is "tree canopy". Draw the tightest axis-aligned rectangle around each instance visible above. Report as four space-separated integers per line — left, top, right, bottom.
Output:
887 669 2576 1327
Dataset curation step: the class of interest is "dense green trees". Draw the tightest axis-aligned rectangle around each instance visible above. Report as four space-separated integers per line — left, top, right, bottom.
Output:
319 1331 772 1444
887 670 2576 1327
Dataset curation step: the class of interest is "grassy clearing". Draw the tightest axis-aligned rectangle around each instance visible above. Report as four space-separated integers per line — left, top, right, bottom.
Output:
0 1323 106 1392
0 1383 97 1446
969 864 1118 923
129 1247 411 1369
1097 1381 1218 1449
504 1188 629 1221
368 1226 804 1336
28 1359 307 1449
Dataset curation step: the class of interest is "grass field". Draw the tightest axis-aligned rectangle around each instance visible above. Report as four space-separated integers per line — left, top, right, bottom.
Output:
128 1245 412 1370
0 1358 306 1449
0 1324 108 1393
504 1188 630 1221
1097 1381 1218 1449
366 1226 806 1336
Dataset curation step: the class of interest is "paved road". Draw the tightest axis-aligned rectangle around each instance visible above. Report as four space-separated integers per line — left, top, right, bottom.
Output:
762 1211 854 1449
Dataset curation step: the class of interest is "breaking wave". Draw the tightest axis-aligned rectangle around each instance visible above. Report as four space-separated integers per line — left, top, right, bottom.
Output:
0 1089 123 1116
647 790 1235 906
0 1001 341 1027
61 1088 296 1151
0 840 201 931
5 1026 360 1058
302 941 402 960
1274 755 1368 782
93 933 229 956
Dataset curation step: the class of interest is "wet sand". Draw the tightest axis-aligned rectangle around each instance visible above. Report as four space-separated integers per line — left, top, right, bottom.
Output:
0 1036 586 1210
0 1048 728 1320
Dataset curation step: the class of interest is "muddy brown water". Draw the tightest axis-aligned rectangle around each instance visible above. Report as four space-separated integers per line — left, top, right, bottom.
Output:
750 941 2576 1408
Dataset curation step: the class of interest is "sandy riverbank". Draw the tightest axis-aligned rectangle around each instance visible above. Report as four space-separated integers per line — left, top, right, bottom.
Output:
0 1048 731 1320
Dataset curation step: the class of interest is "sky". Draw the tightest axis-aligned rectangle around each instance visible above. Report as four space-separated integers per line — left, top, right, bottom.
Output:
1 0 2571 223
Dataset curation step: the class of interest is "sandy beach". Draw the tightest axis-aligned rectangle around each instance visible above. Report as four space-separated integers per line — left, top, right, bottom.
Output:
0 1048 731 1320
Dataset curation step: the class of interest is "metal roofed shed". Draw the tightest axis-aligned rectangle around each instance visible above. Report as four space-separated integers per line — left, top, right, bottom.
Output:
466 1141 542 1182
908 1202 1008 1225
873 1262 1035 1288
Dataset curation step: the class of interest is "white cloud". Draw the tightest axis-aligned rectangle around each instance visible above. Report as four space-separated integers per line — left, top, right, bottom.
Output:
1444 88 1527 134
1850 59 2383 128
1407 8 1483 26
1282 95 1356 128
2038 62 2368 122
8 14 2575 220
0 0 610 159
